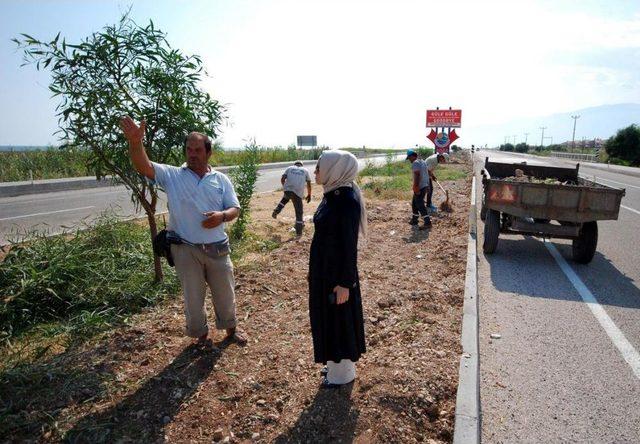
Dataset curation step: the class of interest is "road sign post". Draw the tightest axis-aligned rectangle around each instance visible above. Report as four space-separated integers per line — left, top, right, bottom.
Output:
426 108 461 153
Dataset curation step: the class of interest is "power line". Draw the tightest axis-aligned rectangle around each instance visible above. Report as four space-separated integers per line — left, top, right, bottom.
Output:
540 126 547 147
571 115 581 152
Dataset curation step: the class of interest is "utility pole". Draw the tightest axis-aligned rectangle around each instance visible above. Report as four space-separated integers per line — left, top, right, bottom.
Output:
571 114 580 152
540 126 547 148
524 132 529 144
513 135 518 145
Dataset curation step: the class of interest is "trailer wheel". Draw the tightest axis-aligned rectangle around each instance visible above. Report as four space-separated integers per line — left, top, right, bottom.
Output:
572 221 598 264
483 210 500 254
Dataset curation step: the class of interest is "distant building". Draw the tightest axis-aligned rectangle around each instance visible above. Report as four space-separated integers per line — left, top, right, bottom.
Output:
559 138 605 150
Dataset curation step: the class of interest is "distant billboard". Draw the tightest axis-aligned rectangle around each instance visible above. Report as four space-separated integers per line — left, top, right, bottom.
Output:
426 109 462 128
297 135 317 147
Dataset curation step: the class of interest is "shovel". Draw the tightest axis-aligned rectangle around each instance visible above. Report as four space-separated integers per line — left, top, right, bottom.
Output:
434 179 452 212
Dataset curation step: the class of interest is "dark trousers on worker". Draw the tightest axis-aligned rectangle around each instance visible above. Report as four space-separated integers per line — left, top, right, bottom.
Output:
274 191 304 234
427 176 434 208
411 187 431 223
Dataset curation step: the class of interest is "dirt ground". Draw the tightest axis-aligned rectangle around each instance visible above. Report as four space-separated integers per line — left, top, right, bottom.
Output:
4 162 471 443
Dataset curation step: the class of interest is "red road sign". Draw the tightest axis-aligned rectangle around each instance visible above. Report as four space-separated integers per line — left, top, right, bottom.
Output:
426 109 462 128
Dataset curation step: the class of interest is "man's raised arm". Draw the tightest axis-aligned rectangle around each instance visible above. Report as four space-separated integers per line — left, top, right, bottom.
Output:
120 116 155 180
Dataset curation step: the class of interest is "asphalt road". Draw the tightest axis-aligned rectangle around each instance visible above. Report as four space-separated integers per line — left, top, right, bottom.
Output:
475 150 640 442
0 155 398 246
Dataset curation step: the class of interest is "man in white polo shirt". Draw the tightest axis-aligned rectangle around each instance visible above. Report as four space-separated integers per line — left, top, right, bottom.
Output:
271 161 312 236
120 116 247 345
425 152 449 212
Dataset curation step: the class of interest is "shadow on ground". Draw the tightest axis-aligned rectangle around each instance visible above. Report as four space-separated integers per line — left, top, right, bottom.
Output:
484 235 640 310
64 342 222 443
274 383 358 443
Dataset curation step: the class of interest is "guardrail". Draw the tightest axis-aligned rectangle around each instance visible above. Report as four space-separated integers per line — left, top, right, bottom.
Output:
549 152 597 162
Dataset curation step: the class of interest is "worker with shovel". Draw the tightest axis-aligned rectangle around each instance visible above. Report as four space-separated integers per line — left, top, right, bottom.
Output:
272 161 312 236
406 149 432 229
426 152 449 212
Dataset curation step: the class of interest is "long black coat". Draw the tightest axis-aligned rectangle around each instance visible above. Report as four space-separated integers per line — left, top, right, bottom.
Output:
308 186 366 364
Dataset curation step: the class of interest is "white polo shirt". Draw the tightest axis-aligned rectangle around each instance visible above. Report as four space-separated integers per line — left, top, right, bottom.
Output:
152 162 240 244
283 165 311 198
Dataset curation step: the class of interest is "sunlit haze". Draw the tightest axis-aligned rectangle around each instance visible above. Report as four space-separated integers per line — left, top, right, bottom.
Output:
1 0 639 148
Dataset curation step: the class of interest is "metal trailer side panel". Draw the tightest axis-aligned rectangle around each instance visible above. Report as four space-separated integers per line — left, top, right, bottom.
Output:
484 180 625 223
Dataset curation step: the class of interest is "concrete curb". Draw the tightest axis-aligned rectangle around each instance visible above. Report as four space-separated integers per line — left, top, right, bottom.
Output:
0 176 115 198
453 173 481 444
0 156 391 198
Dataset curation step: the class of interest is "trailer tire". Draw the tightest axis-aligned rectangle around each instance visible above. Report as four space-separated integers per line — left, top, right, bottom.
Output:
572 221 598 264
483 209 500 254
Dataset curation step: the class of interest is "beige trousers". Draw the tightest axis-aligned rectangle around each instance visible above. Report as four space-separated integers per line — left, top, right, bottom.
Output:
170 244 237 337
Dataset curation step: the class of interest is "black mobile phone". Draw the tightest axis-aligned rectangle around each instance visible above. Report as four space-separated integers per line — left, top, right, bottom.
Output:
328 292 337 304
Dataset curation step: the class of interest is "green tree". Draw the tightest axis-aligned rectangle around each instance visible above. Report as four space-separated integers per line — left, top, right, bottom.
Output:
229 140 259 241
499 143 514 152
605 124 640 166
15 14 225 281
514 143 529 153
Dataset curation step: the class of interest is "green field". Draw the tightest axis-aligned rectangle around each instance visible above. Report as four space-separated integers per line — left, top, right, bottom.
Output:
359 159 467 200
0 146 405 182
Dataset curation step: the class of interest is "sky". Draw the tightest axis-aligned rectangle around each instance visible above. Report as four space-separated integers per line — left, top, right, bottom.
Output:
1 0 640 148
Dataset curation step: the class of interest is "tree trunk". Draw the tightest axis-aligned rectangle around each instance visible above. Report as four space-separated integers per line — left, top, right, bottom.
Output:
146 210 164 282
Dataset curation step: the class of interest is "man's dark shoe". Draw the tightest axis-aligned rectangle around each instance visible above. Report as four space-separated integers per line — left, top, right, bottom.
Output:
420 219 432 230
271 210 278 219
409 217 419 226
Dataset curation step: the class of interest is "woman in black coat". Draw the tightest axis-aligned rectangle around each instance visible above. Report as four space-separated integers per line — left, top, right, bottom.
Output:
309 150 367 387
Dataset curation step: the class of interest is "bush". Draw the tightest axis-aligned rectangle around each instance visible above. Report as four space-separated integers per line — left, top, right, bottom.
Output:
499 143 514 152
416 147 435 158
228 140 260 241
605 124 640 166
0 214 179 342
515 143 529 153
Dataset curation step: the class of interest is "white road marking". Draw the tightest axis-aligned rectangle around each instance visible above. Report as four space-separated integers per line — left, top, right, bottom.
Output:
545 241 640 380
0 206 95 221
621 205 640 216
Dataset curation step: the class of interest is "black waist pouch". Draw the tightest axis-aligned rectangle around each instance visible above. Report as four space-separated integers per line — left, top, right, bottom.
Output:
152 230 183 267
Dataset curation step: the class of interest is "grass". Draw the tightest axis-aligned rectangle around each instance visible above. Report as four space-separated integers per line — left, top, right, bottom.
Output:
0 148 92 182
359 160 467 200
0 213 180 348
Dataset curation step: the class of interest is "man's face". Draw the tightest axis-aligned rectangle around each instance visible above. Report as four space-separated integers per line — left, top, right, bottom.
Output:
408 155 417 163
185 136 211 170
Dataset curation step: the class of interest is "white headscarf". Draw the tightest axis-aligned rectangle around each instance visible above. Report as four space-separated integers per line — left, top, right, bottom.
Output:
316 150 368 239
